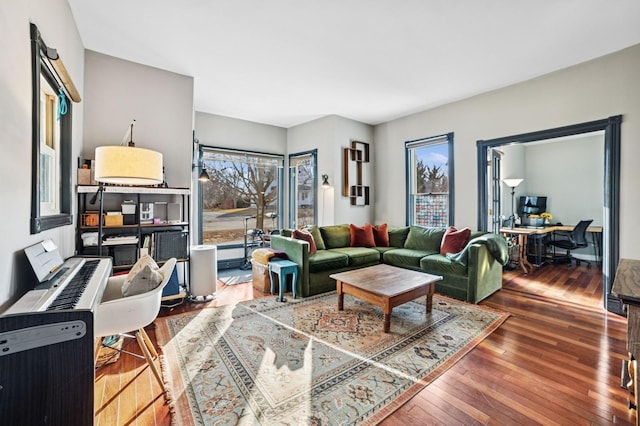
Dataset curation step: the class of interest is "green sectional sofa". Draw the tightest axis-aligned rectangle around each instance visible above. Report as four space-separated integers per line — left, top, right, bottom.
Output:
269 224 508 303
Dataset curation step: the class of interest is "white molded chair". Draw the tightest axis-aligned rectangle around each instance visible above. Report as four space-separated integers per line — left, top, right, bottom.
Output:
95 258 177 390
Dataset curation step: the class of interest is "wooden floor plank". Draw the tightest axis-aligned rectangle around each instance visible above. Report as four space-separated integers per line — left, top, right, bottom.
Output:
95 264 635 425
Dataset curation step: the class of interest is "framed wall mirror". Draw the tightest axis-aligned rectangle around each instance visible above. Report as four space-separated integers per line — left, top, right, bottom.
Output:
30 23 75 234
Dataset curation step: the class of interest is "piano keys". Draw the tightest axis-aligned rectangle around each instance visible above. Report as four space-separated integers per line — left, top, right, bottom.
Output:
0 240 113 426
3 256 112 315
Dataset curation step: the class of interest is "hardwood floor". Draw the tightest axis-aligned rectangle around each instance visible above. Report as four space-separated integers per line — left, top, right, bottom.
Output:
94 263 634 425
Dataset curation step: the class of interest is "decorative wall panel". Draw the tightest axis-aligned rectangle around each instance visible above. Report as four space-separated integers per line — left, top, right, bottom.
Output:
342 141 370 206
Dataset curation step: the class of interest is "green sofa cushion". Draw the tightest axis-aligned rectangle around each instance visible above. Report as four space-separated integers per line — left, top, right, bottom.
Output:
404 226 446 252
329 247 380 267
308 250 349 273
388 226 410 248
383 248 434 268
420 254 467 276
320 224 350 249
308 226 326 250
373 246 396 262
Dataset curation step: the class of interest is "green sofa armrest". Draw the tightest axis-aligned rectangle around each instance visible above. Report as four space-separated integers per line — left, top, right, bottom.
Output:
270 235 309 297
466 242 503 303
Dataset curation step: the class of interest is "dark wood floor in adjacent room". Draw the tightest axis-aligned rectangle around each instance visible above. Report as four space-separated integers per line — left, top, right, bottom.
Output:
94 263 634 425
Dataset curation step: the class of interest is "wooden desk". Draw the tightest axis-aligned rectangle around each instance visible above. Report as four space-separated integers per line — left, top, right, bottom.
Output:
499 225 603 274
611 258 640 424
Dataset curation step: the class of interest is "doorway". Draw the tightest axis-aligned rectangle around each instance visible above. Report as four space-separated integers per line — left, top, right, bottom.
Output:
476 116 622 314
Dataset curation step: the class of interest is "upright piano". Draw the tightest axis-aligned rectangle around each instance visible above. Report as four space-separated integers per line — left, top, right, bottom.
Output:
0 242 112 426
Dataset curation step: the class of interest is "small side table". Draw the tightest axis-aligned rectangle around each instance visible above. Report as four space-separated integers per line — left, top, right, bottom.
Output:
268 259 298 302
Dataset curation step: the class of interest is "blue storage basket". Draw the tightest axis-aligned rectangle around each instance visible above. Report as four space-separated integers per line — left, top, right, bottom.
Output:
162 267 180 297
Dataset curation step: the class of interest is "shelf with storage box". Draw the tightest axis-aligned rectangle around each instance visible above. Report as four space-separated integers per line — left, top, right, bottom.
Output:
76 185 190 300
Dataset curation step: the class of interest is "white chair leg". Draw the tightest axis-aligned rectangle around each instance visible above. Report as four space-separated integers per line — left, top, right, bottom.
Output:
135 329 165 391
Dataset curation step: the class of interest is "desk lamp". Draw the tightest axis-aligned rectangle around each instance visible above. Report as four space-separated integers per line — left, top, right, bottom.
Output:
503 178 524 228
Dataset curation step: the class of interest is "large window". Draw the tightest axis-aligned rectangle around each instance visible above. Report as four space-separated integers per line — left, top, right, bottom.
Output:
406 133 454 227
289 150 318 229
200 147 284 253
39 73 61 216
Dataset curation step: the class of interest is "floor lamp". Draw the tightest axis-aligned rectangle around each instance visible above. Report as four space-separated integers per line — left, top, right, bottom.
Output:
502 178 524 228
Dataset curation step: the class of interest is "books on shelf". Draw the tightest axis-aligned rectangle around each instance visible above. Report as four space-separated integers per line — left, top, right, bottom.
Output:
103 236 138 246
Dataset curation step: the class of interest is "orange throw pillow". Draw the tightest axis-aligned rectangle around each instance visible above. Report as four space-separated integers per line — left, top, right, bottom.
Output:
440 226 471 255
372 223 389 247
293 229 317 255
349 224 376 247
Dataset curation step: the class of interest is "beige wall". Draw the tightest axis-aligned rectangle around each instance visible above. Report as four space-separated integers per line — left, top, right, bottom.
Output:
374 44 640 259
0 0 85 308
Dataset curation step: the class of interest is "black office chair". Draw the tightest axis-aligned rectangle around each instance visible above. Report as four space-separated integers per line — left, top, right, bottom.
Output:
548 219 593 267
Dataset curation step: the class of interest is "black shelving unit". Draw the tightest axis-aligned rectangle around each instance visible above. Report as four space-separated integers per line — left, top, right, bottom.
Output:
76 185 190 300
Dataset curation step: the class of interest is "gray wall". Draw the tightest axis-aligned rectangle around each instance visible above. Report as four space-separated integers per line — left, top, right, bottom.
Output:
0 0 85 308
195 112 287 152
287 115 374 226
374 44 640 260
520 134 603 227
83 50 194 188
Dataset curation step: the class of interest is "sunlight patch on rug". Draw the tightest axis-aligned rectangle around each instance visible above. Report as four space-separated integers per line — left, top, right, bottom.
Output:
219 273 252 285
157 292 509 425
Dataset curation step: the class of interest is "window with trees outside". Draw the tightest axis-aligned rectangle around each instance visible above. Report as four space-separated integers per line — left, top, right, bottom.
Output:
289 150 317 229
406 133 454 227
200 147 284 257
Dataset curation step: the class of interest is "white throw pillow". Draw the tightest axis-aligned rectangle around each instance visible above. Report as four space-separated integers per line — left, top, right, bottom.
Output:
121 254 164 297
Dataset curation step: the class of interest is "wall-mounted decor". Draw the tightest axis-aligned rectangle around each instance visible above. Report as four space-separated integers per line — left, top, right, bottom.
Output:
343 140 370 206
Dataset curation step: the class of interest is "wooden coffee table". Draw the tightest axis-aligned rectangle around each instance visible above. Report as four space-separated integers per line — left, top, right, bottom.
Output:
330 264 442 333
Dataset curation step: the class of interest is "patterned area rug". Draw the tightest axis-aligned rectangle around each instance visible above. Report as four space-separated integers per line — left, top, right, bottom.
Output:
157 292 509 425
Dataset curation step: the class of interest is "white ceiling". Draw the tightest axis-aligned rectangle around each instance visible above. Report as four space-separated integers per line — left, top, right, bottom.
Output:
67 0 640 128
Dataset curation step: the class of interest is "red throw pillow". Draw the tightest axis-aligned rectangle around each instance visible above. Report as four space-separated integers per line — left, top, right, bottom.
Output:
440 226 471 255
349 224 376 247
372 223 389 247
293 229 317 255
